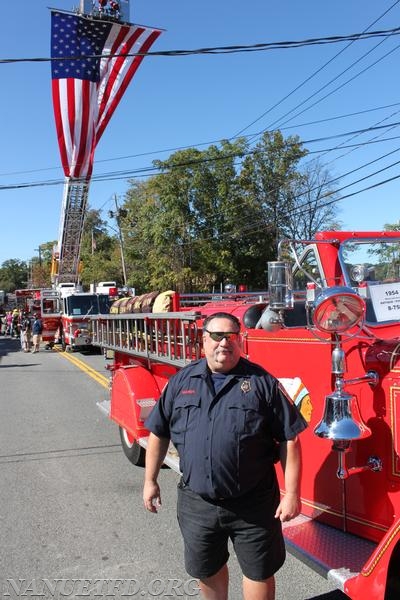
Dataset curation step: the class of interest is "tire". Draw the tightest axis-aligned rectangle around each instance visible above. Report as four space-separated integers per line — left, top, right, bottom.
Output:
119 426 146 467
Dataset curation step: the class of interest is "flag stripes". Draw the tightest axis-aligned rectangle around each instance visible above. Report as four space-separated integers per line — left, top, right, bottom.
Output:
51 10 162 179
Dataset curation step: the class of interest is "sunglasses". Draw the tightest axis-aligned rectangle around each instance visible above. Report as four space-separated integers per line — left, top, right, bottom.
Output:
204 330 240 342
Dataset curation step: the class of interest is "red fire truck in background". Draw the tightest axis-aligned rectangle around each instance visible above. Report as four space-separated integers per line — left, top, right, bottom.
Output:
15 288 60 345
13 286 114 351
91 230 400 599
57 290 114 351
38 286 114 351
15 288 42 313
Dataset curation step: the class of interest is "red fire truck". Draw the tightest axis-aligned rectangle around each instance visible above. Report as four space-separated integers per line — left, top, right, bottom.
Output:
91 230 400 599
15 288 61 345
14 287 114 349
37 288 112 351
15 288 42 313
58 291 113 351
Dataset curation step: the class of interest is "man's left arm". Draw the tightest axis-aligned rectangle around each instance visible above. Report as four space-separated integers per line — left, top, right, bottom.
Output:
274 436 302 522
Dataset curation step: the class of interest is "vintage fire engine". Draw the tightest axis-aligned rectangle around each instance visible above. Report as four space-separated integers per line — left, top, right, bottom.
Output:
91 230 400 599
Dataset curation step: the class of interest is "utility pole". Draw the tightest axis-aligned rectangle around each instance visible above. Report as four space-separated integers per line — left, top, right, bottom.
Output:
108 194 128 286
34 246 42 266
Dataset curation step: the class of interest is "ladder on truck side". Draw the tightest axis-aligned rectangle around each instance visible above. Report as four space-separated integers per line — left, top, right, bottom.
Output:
91 312 202 472
51 179 90 285
91 311 202 367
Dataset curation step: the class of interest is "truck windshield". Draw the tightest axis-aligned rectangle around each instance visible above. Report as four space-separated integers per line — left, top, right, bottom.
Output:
66 294 111 316
339 237 400 325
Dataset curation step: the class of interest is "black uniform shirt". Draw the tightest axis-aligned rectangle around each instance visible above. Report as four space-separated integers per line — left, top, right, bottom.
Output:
145 357 307 500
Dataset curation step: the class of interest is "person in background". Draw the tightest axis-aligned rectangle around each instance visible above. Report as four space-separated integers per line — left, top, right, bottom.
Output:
20 313 32 352
31 314 43 353
143 312 307 600
11 308 19 338
5 311 13 336
0 313 6 335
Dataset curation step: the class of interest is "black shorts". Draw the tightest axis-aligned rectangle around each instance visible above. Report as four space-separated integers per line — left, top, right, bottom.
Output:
176 479 285 581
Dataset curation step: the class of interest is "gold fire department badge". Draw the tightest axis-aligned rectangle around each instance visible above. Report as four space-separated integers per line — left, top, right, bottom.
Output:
240 379 251 393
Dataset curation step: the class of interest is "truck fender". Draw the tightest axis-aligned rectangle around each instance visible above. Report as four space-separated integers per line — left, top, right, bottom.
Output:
110 365 160 441
344 519 400 599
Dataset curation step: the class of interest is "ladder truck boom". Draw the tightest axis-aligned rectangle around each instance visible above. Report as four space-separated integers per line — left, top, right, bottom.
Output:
51 180 89 285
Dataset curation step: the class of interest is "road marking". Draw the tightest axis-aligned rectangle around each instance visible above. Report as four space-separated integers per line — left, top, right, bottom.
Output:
54 348 109 389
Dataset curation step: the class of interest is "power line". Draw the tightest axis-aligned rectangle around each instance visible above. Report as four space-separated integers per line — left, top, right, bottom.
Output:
3 130 399 249
176 171 400 247
2 101 400 180
231 0 400 138
318 108 400 166
263 40 400 170
271 42 400 133
280 102 400 131
2 26 400 65
2 121 400 191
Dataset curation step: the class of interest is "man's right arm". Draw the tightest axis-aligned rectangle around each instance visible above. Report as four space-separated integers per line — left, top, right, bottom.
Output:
143 433 170 513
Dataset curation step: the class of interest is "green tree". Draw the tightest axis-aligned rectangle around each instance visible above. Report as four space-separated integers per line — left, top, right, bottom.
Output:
384 221 400 232
122 133 342 292
124 140 248 292
366 221 400 280
0 133 346 294
239 131 308 246
0 259 29 292
123 180 159 291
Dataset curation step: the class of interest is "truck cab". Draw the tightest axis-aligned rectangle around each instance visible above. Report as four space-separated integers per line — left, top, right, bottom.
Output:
60 292 112 351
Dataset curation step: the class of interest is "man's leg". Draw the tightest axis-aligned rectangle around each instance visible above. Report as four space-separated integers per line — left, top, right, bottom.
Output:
177 485 229 599
243 574 275 600
199 564 229 600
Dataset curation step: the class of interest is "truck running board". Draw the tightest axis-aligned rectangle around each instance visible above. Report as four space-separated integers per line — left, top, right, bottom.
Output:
282 514 377 591
96 401 181 472
138 436 181 472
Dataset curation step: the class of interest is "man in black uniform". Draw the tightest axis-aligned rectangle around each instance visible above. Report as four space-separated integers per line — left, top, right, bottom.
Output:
143 312 307 600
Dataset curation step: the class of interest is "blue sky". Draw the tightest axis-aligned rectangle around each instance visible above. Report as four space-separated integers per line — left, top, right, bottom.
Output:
1 0 399 265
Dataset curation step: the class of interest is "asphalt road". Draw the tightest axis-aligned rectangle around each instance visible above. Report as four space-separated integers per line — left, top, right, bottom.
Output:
0 336 346 600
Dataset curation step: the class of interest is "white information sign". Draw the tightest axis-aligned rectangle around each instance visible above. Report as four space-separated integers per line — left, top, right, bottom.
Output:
368 282 400 322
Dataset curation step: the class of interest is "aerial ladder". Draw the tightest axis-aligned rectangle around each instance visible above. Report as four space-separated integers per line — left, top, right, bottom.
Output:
51 180 89 285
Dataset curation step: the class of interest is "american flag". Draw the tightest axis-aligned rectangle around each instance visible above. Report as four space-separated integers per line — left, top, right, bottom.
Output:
51 10 162 179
